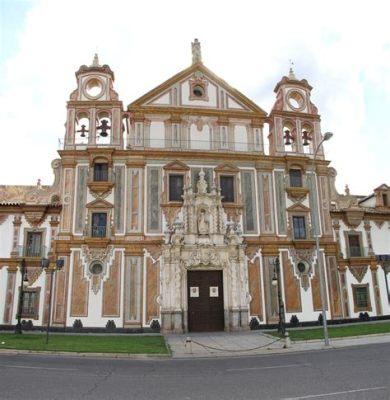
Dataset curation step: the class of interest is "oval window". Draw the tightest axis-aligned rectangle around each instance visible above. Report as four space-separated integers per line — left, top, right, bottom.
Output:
297 262 307 273
89 262 103 275
193 85 204 97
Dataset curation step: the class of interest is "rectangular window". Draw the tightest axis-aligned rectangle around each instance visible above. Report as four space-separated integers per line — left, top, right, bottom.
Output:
289 169 302 187
136 123 143 146
356 287 368 308
21 289 40 319
221 127 228 149
352 284 371 312
348 234 362 257
383 193 388 207
169 175 184 202
172 124 180 147
91 212 107 237
220 176 235 202
255 128 261 151
292 216 306 239
25 232 42 257
93 163 108 181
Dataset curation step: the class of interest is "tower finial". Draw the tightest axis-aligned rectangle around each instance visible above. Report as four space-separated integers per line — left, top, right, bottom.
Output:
91 53 100 67
288 59 296 79
192 38 202 64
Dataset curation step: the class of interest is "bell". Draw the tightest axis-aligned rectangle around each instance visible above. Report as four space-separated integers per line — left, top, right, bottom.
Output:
302 130 311 146
76 124 88 138
284 129 292 145
98 119 111 137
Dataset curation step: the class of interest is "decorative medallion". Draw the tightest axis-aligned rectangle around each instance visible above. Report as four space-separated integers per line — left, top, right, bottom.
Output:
81 245 114 294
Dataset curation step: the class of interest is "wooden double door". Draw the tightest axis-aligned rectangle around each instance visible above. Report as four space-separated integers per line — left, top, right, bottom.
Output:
187 270 224 332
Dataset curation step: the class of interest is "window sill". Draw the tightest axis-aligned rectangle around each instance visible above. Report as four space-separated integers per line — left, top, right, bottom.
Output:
286 186 309 202
87 181 114 196
84 237 111 247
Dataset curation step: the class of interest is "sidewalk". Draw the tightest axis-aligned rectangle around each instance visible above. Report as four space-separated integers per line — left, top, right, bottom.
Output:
165 330 390 358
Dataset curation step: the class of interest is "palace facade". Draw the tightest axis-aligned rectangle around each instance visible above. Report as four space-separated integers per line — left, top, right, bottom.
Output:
0 40 389 333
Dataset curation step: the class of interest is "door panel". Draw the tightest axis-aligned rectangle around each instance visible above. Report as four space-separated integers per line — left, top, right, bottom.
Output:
187 270 224 332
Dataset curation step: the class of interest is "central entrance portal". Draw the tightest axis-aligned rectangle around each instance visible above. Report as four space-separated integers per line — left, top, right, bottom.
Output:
187 270 224 332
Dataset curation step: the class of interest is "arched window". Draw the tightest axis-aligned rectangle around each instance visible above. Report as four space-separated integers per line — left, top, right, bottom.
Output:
75 112 90 144
96 111 112 145
301 123 313 154
282 121 295 152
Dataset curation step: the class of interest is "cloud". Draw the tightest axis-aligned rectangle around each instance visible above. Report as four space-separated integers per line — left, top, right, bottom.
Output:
1 0 389 194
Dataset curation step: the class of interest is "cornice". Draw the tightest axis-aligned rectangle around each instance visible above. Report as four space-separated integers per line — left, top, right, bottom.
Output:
67 100 123 108
268 109 321 121
128 106 266 120
0 205 61 214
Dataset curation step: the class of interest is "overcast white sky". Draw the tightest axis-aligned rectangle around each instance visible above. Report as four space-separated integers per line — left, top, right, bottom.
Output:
0 0 389 195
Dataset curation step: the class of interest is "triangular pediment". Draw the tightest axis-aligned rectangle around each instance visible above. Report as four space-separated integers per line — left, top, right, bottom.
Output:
287 203 310 212
215 163 240 173
86 199 113 209
374 184 390 192
128 62 267 116
163 160 190 171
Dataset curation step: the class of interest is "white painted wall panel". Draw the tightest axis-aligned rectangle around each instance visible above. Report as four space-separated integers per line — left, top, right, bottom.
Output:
234 125 248 151
150 121 166 148
190 124 210 150
0 216 13 258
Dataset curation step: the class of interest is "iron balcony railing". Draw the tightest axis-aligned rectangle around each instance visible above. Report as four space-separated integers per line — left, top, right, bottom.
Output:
91 226 107 238
349 246 370 258
16 245 48 258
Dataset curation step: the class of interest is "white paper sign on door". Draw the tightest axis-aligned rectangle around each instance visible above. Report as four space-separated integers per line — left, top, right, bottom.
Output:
190 286 199 297
209 286 219 297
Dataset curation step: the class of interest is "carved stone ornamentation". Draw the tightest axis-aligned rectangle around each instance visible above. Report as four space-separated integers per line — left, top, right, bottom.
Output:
162 205 181 227
286 187 309 203
80 245 114 294
26 267 43 286
349 265 368 283
289 247 316 291
24 210 46 227
183 245 224 268
344 209 364 229
160 169 249 333
144 245 163 262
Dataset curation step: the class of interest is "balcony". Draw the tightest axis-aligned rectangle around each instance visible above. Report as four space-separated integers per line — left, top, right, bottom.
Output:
16 245 48 258
348 246 370 258
87 168 114 196
91 226 107 238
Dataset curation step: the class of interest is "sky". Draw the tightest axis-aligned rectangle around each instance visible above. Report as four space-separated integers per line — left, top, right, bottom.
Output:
0 0 389 195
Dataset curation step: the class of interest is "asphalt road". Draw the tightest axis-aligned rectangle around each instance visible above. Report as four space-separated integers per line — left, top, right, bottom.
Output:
0 343 389 400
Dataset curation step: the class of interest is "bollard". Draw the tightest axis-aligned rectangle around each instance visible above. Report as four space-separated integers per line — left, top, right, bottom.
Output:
283 332 291 349
185 336 192 354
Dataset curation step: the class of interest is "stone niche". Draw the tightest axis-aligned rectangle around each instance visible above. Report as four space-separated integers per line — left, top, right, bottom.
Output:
161 170 249 333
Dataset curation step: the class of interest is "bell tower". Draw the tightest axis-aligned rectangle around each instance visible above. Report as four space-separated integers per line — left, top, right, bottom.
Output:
268 67 325 159
64 54 124 149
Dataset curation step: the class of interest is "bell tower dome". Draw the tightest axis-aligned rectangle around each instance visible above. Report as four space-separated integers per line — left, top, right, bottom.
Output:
268 67 325 159
64 54 124 149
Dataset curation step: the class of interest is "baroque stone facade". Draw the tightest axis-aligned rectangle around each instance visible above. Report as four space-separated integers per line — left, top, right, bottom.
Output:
0 40 389 333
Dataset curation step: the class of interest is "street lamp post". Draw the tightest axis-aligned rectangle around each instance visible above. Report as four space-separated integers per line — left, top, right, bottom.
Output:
310 132 333 347
41 258 64 344
272 257 286 335
15 259 29 334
